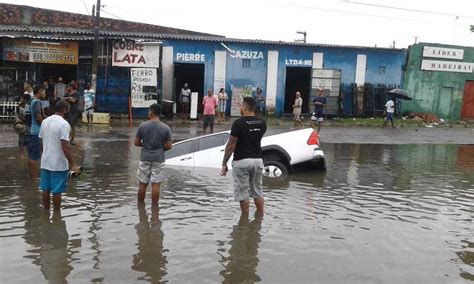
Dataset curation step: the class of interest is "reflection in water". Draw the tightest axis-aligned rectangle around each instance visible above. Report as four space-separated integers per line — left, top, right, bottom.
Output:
37 211 72 283
1 132 473 283
132 204 167 282
219 214 263 283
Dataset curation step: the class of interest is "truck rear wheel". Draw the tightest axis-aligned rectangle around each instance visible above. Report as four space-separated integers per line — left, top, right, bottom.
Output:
263 160 288 178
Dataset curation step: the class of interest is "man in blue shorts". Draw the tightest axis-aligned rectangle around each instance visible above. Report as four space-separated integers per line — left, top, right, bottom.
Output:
135 103 173 205
25 85 46 179
39 100 81 210
382 96 395 128
221 97 267 215
311 88 326 134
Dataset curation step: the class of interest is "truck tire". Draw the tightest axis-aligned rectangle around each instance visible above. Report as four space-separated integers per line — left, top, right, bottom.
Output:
263 160 289 178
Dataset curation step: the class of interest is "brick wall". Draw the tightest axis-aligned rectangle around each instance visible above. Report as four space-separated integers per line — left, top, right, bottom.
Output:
0 3 215 36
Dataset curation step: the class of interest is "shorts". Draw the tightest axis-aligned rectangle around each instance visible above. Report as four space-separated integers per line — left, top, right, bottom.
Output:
231 158 264 202
386 112 394 120
85 108 94 115
311 111 324 122
68 111 78 126
137 161 165 184
203 115 215 127
40 169 69 194
26 134 41 161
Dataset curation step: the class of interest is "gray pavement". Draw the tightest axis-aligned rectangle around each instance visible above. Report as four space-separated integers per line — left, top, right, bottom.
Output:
1 118 473 148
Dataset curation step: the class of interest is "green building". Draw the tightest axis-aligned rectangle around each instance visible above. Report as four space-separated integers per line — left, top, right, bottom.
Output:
402 43 474 121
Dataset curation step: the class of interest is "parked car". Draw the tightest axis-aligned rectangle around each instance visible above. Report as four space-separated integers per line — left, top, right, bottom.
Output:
165 128 326 178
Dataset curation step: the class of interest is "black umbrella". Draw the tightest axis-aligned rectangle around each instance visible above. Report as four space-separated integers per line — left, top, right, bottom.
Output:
388 89 412 100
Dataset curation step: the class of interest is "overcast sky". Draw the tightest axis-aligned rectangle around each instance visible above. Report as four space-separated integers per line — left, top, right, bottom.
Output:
3 0 474 48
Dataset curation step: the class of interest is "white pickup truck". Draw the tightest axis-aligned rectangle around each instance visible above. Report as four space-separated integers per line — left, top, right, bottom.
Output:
165 128 326 178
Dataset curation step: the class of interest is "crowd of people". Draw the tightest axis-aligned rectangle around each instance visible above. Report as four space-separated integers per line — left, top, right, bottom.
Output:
13 77 95 209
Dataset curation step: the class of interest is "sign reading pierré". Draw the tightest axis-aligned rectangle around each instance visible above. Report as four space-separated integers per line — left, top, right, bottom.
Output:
130 68 158 108
421 60 473 73
423 46 464 60
2 39 78 65
113 41 160 67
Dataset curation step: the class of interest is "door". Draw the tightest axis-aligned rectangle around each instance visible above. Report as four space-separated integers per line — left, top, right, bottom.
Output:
461 81 474 119
437 87 453 119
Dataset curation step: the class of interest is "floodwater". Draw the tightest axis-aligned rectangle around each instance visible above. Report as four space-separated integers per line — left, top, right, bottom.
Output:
0 126 473 283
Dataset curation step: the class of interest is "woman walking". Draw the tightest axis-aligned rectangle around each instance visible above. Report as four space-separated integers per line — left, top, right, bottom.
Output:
217 88 228 122
292 91 303 128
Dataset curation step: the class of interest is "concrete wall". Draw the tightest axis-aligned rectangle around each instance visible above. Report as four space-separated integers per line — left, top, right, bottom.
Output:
402 43 474 121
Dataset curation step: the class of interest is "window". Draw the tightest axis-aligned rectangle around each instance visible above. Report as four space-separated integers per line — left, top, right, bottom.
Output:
378 66 386 74
166 140 196 159
198 133 229 151
242 59 251 68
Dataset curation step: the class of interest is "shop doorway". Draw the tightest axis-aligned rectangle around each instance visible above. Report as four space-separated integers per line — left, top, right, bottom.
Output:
174 63 205 114
284 67 311 113
38 64 78 84
461 81 474 120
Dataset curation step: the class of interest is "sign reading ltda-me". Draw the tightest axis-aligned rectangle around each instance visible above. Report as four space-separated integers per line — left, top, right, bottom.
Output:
421 46 473 73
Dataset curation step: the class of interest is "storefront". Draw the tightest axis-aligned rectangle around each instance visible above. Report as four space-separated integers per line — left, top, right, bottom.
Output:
402 43 474 121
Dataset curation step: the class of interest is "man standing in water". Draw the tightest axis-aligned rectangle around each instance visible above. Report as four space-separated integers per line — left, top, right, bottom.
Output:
221 97 267 215
39 100 81 210
202 89 218 134
25 85 46 179
134 103 172 205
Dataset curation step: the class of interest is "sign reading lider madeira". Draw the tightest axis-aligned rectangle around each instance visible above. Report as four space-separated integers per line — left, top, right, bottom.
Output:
113 41 160 68
423 46 464 60
421 60 474 73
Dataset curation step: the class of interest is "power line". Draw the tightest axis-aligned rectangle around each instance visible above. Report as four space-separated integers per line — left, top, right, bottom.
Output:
79 0 89 15
344 0 474 19
101 9 125 20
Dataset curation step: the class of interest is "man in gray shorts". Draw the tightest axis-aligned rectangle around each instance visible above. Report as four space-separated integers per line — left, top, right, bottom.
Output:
134 103 172 204
220 97 267 215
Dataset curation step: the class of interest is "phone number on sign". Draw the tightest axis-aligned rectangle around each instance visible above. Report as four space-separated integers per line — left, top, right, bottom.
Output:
33 53 76 62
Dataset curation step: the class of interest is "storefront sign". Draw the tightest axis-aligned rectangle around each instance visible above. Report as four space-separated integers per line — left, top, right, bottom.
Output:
229 50 264 60
175 52 206 62
130 68 158 108
113 41 160 68
2 39 78 65
285 59 312 66
423 46 464 60
421 60 473 73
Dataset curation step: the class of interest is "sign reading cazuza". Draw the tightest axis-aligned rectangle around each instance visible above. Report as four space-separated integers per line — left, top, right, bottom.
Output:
113 41 160 68
421 60 473 73
423 46 464 60
229 50 264 60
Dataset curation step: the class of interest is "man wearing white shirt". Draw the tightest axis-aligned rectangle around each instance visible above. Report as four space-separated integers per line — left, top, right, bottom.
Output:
39 100 81 210
382 96 395 128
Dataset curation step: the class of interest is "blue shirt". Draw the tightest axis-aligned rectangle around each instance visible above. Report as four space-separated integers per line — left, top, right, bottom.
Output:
27 98 42 135
312 96 326 113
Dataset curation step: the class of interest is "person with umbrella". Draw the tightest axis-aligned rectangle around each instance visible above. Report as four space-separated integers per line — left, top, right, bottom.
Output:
382 95 395 128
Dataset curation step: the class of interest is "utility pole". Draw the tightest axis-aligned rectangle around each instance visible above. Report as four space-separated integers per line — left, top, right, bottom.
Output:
91 0 101 92
413 36 419 44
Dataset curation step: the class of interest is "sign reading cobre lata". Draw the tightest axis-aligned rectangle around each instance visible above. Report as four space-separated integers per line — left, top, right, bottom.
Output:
112 41 160 67
423 46 464 60
421 60 474 73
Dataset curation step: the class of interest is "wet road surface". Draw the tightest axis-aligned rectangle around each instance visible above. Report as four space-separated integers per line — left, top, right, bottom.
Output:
0 123 473 283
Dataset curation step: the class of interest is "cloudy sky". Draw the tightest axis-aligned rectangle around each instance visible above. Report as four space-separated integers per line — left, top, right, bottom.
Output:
3 0 474 48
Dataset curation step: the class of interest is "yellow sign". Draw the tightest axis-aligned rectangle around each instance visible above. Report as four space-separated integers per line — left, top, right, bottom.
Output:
2 39 78 65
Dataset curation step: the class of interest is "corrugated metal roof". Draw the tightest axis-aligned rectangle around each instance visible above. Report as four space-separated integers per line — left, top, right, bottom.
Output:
0 25 406 52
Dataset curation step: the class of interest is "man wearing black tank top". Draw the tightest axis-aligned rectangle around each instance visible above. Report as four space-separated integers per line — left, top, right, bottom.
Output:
221 97 267 215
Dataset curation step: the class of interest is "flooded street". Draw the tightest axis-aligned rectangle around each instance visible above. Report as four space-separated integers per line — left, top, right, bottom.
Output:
0 124 473 283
